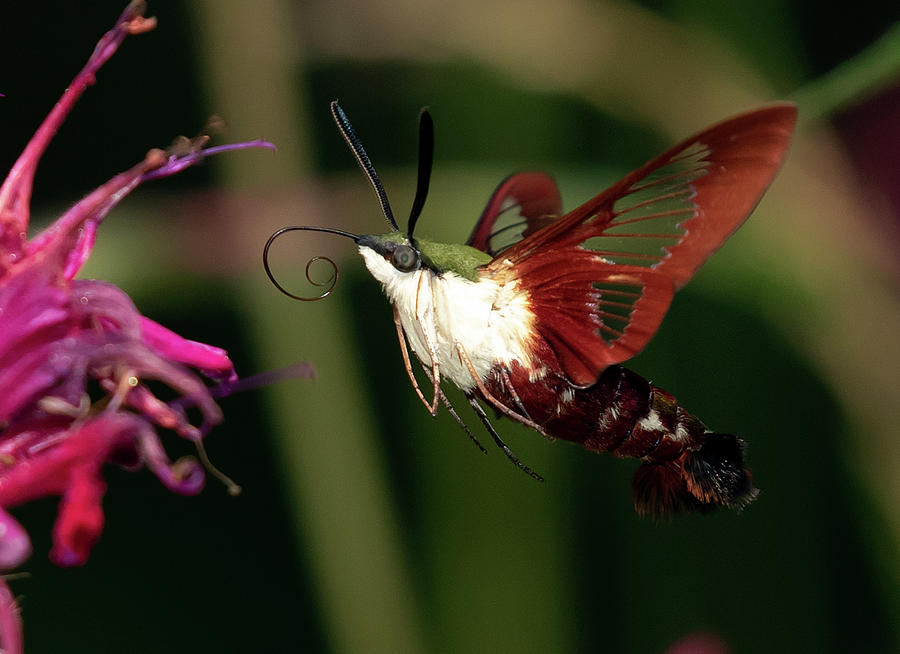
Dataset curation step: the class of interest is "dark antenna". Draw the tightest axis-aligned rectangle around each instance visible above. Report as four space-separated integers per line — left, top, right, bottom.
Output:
406 109 434 240
330 101 399 231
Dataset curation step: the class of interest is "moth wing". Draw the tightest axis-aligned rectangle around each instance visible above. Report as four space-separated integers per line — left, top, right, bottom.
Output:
511 248 675 386
466 172 562 256
491 104 797 385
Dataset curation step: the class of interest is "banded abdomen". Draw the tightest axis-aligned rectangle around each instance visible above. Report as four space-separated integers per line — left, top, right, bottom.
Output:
489 364 757 515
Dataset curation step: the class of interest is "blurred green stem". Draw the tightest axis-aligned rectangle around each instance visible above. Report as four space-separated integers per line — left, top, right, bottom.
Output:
792 21 900 121
189 2 425 652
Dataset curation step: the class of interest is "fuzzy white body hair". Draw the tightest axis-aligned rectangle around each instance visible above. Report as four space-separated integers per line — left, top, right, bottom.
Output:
359 247 535 391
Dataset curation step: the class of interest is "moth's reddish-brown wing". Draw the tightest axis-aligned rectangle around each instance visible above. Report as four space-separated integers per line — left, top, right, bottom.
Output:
466 172 562 256
510 248 676 386
490 104 797 386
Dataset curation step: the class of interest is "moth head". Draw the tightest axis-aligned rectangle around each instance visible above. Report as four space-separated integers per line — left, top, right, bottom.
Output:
264 102 433 300
357 232 421 273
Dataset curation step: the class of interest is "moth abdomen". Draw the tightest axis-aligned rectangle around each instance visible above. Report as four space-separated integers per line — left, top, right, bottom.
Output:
495 363 756 515
269 102 794 514
632 432 757 516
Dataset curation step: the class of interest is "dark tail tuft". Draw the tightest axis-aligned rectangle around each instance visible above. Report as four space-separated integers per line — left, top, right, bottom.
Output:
632 462 709 516
684 433 757 508
632 433 757 517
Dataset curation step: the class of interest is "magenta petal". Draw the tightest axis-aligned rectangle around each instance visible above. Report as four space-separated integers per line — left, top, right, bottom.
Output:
135 429 205 495
94 341 224 432
141 317 237 381
28 137 273 281
122 384 186 432
0 269 72 420
0 578 23 654
71 279 143 339
50 464 107 567
0 2 154 270
0 510 32 570
0 7 284 623
27 158 153 280
0 415 132 508
139 139 276 183
0 0 293 644
0 344 72 423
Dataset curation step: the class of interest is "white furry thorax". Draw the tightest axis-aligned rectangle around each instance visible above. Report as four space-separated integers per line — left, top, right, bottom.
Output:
359 246 535 391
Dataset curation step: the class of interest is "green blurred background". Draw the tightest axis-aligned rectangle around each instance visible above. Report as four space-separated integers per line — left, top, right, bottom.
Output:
1 1 898 652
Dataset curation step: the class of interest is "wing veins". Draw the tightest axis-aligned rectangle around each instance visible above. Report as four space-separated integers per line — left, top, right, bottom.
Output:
614 188 694 215
489 219 528 239
594 288 642 298
626 167 706 193
597 299 639 309
491 104 797 385
596 232 684 239
589 250 661 261
608 208 695 227
596 323 625 338
596 309 633 323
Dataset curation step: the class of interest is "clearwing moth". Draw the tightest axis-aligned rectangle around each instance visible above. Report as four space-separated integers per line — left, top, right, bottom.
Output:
266 101 797 516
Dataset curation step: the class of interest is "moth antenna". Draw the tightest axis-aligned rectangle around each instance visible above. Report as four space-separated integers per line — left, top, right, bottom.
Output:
406 108 434 240
263 225 359 301
330 101 399 231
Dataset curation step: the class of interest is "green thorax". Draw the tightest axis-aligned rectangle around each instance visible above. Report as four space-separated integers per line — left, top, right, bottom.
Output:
378 232 492 282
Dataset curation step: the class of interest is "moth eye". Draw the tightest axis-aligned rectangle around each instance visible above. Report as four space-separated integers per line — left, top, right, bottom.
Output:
391 244 419 272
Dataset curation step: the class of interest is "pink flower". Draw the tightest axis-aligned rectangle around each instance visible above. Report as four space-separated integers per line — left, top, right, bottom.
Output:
0 579 22 654
0 3 275 649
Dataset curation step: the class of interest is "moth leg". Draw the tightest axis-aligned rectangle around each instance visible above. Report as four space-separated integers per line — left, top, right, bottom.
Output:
499 367 532 421
466 392 543 482
412 278 442 416
455 342 548 437
425 354 440 416
419 364 487 454
393 306 440 416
